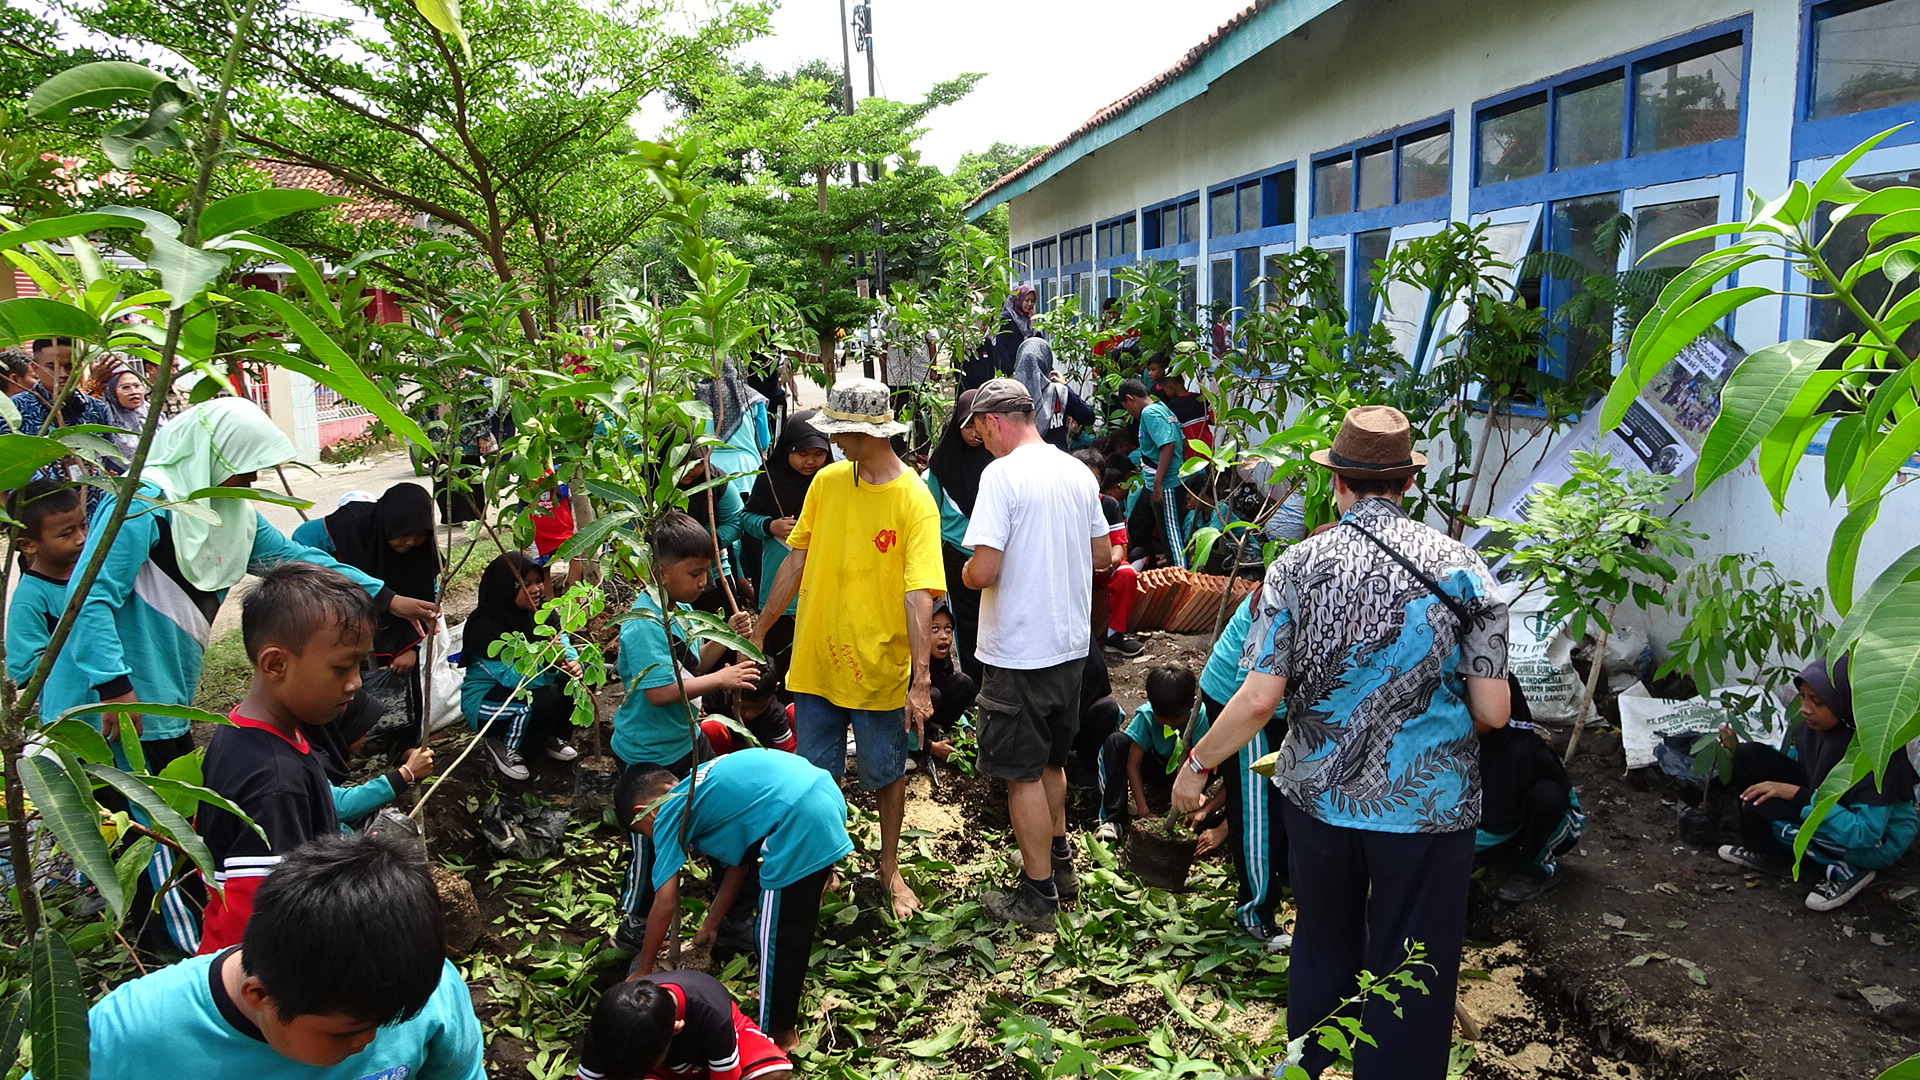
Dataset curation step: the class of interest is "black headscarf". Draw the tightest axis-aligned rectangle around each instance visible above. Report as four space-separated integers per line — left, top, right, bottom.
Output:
746 409 829 519
1794 656 1919 806
325 484 438 657
927 389 995 518
461 551 542 668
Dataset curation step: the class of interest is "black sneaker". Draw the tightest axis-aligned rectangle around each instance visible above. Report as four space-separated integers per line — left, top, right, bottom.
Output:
1717 844 1789 877
611 912 647 953
1806 863 1876 912
1053 851 1079 902
983 882 1057 931
1104 632 1145 658
484 737 530 781
1496 866 1560 903
545 736 579 762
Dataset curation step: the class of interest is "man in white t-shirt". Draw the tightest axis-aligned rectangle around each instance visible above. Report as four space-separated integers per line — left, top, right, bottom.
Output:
959 378 1113 931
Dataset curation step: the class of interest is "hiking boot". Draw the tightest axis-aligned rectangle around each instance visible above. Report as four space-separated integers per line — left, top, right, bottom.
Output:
1717 844 1788 877
1807 864 1877 912
1053 851 1079 902
611 912 647 953
1104 632 1145 658
484 737 530 781
1094 821 1121 843
545 736 579 762
1496 866 1560 904
983 882 1057 932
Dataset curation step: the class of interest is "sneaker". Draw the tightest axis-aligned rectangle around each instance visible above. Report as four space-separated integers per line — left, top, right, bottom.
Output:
484 737 530 781
1104 632 1145 658
1495 866 1560 903
1806 864 1877 912
1053 851 1079 902
1094 821 1121 843
545 737 579 762
611 912 647 953
1717 844 1788 877
983 882 1058 931
1265 931 1293 953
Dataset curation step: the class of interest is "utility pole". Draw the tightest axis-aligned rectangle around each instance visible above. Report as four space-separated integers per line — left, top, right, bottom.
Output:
854 1 884 302
836 0 860 190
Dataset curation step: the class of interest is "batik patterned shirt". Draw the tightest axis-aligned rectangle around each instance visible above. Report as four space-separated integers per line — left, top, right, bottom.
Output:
1241 497 1508 834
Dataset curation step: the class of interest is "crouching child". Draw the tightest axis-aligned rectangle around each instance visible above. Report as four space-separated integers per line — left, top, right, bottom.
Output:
621 749 852 1052
53 832 483 1080
577 970 792 1080
1474 676 1584 903
1097 665 1196 837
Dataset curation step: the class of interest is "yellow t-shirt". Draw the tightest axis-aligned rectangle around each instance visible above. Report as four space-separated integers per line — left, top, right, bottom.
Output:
786 460 946 710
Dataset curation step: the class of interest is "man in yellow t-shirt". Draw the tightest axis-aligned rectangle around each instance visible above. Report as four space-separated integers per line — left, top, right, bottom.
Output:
752 378 945 919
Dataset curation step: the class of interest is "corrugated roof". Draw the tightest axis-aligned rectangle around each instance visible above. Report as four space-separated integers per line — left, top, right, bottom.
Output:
966 0 1346 219
252 160 414 228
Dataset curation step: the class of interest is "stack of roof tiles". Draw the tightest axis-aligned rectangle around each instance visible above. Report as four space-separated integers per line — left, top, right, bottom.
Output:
1126 569 1258 634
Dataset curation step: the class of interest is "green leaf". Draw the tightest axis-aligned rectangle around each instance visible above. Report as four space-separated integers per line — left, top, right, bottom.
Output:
1810 126 1911 208
0 299 102 344
140 774 265 843
200 189 352 240
903 1023 967 1058
411 0 472 59
1829 497 1881 607
1826 413 1869 502
41 719 115 764
240 291 429 446
27 61 169 118
111 835 157 924
142 231 229 310
1608 264 1772 429
85 763 221 882
1755 415 1823 512
0 212 159 251
1638 220 1754 260
1874 1053 1920 1080
214 234 338 324
17 755 122 921
0 434 73 487
554 508 636 563
1696 339 1841 489
26 932 88 1080
54 701 230 729
1848 581 1920 774
0 991 27 1077
1850 406 1920 506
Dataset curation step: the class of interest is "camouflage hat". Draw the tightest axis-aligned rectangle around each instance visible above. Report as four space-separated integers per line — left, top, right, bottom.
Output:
811 377 908 437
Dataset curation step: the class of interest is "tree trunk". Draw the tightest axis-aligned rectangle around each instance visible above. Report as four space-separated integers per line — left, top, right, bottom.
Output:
1564 621 1611 764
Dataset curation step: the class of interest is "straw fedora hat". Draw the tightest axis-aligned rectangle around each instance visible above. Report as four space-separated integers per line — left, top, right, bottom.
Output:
1309 405 1428 479
809 377 908 437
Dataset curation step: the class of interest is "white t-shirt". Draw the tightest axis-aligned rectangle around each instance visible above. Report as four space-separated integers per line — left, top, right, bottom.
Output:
964 439 1108 669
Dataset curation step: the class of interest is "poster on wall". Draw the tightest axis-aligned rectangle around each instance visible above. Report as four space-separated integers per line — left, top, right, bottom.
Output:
1463 331 1746 549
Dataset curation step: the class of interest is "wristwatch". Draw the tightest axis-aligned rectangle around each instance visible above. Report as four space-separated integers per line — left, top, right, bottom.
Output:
1185 750 1212 776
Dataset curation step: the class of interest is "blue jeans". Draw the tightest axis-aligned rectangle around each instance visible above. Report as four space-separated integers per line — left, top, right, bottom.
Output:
793 693 907 790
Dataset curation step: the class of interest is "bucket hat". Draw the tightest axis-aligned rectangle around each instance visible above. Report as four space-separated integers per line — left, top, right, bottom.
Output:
1309 405 1427 479
811 377 908 437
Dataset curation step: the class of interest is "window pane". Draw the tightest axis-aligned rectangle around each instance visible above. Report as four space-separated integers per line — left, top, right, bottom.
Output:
1211 189 1236 236
1313 158 1353 217
1180 200 1200 245
1812 168 1920 361
1177 264 1197 315
1633 197 1719 270
1555 76 1624 169
1633 38 1744 155
1121 219 1136 254
1353 229 1392 327
1270 171 1296 226
1479 98 1546 184
1357 146 1393 210
1549 192 1624 378
1813 0 1920 119
1264 253 1286 307
1236 247 1260 318
1211 257 1234 309
1238 183 1261 232
1324 246 1349 319
1096 227 1110 260
1398 129 1452 202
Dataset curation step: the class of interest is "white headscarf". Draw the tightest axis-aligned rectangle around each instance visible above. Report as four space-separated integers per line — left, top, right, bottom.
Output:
141 398 296 592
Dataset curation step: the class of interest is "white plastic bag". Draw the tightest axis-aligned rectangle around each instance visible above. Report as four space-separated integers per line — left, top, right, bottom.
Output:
1507 588 1583 724
422 619 464 734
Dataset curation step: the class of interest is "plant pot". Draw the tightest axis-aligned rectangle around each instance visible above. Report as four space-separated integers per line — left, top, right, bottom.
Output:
574 754 620 813
1125 824 1198 891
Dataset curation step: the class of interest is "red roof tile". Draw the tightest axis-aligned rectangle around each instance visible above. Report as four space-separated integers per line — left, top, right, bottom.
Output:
251 160 414 228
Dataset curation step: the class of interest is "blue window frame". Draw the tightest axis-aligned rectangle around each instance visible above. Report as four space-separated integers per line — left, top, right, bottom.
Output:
1207 166 1298 252
1469 18 1751 214
1059 227 1093 272
1795 0 1920 160
1096 214 1138 269
1309 118 1453 237
1141 192 1201 258
1012 245 1031 280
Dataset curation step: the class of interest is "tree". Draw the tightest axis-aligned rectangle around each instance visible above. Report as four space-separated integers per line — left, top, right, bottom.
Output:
65 0 770 343
671 60 980 363
951 140 1041 247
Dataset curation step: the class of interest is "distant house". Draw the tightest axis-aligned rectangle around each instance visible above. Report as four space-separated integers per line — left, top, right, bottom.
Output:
968 0 1920 631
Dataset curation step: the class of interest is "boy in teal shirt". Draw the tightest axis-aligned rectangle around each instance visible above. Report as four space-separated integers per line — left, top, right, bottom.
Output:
5 479 86 688
1097 664 1197 833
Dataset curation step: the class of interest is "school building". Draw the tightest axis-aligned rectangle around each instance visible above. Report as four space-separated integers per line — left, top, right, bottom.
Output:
968 0 1920 632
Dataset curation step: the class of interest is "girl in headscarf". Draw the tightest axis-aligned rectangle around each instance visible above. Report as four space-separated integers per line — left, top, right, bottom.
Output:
1013 338 1093 450
975 283 1038 390
460 551 581 781
922 389 996 679
293 482 439 669
742 409 830 669
43 397 439 953
1720 656 1920 911
94 362 157 469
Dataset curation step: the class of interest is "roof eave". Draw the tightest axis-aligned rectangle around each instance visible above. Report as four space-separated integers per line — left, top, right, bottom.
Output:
965 0 1349 222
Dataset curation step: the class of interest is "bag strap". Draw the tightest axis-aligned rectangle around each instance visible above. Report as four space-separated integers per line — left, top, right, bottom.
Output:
1341 516 1475 631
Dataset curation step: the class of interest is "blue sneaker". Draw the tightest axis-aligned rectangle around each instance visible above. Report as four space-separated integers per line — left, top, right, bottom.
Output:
1806 863 1875 912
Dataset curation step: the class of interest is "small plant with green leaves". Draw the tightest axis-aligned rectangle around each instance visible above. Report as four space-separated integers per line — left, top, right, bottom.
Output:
1481 449 1701 759
1660 554 1827 782
1279 942 1435 1079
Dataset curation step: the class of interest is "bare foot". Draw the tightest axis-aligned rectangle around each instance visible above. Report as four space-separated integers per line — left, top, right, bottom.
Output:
772 1027 800 1053
883 867 922 919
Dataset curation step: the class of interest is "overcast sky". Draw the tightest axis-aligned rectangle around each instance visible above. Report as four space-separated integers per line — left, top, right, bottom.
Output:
704 0 1252 170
